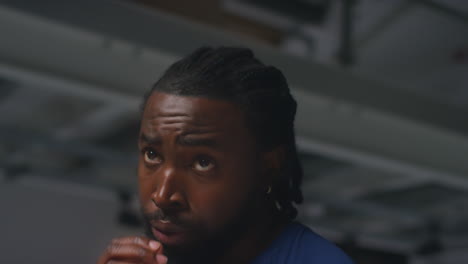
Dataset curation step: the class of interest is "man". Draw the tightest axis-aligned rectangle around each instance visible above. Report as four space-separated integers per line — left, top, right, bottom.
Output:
97 47 353 264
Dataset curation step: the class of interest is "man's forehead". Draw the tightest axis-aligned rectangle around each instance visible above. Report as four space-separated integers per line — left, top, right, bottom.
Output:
143 92 243 123
140 92 254 148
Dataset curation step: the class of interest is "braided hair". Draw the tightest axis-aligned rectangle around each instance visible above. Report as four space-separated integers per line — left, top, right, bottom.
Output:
141 46 303 219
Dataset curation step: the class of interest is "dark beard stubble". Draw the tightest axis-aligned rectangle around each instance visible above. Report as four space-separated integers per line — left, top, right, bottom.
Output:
141 188 264 264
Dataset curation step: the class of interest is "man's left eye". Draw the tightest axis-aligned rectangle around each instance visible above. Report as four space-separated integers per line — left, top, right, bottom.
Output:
193 156 215 172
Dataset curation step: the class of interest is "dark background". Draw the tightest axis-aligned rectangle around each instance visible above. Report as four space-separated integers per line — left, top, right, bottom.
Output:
0 0 467 263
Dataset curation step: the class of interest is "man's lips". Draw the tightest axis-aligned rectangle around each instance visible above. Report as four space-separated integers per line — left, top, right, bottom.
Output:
152 219 186 232
151 220 190 245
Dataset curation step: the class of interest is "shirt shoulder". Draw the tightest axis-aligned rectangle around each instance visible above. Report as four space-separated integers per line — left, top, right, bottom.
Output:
251 222 354 264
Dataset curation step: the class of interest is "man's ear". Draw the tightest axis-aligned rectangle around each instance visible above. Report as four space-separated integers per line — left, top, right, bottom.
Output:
261 145 286 182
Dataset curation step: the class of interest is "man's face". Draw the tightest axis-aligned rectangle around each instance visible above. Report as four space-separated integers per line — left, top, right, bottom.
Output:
138 92 265 256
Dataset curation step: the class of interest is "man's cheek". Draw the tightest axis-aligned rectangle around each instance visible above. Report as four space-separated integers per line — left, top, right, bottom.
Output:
202 195 245 229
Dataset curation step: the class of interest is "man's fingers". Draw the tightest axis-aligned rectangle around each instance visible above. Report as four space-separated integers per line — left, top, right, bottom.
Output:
156 254 168 264
111 236 162 253
149 241 163 255
98 244 152 264
111 236 152 248
106 261 139 264
106 257 166 264
97 236 164 264
107 243 150 258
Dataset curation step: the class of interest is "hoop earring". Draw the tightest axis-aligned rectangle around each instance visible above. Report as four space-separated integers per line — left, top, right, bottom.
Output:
266 185 272 194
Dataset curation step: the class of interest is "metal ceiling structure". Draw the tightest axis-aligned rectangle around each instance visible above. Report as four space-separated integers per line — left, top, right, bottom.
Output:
0 0 467 262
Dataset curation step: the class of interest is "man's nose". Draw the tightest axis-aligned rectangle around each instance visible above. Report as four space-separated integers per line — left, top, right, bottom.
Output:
151 166 186 211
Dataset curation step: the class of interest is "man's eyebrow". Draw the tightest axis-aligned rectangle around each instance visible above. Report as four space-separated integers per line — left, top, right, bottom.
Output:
139 133 162 145
177 136 219 148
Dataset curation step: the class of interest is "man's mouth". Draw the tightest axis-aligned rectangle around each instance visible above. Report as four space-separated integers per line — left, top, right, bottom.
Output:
151 220 190 246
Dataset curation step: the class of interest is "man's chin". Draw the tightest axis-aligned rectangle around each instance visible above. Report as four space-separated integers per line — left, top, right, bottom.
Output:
158 236 211 262
151 225 193 247
144 225 202 256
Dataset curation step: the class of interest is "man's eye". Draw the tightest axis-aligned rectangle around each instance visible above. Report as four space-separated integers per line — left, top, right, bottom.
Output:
144 149 162 164
193 156 215 172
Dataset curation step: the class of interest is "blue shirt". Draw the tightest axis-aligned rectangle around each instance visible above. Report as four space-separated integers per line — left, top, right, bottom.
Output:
251 222 354 264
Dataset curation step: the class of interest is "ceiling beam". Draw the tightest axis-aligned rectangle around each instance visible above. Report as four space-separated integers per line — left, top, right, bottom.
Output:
0 1 467 188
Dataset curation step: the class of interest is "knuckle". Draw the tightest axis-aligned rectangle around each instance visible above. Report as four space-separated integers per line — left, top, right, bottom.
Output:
133 237 143 244
137 248 147 257
106 244 120 254
111 236 129 244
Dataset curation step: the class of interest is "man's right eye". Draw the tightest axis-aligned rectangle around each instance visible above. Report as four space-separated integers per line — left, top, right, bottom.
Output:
143 148 163 164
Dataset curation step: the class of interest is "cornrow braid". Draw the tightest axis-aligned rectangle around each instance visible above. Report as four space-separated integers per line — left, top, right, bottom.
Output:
141 46 303 219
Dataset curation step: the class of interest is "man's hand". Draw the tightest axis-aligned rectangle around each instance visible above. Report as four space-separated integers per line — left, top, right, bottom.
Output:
97 236 167 264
